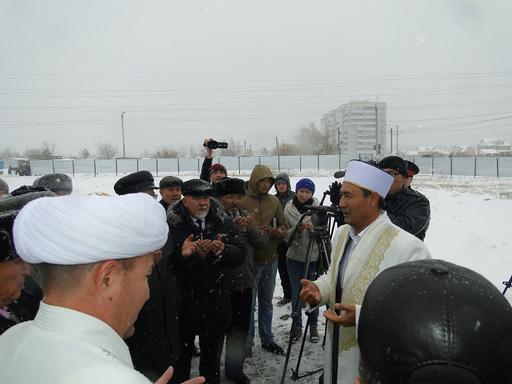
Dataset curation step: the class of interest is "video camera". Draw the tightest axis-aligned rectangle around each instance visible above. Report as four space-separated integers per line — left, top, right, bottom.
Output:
204 139 228 150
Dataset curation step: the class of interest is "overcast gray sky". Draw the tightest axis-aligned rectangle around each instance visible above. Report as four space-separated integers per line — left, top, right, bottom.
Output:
1 0 511 157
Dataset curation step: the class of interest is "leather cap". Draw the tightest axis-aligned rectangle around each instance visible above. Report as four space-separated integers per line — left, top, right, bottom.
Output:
213 178 246 197
405 160 420 177
181 179 213 196
378 156 408 177
114 170 158 195
358 259 512 384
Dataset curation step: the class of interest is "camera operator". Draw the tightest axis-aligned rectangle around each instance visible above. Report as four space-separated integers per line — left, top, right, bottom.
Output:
200 138 228 184
283 178 320 344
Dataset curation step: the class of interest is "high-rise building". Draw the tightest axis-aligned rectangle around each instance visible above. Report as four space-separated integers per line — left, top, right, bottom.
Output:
321 101 386 157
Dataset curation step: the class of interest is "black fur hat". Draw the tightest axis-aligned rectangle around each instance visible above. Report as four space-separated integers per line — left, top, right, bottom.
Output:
33 173 73 195
213 178 246 197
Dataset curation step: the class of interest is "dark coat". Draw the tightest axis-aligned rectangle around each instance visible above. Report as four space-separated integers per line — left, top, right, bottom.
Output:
127 252 181 379
0 284 42 336
200 157 213 183
384 187 431 241
164 200 244 333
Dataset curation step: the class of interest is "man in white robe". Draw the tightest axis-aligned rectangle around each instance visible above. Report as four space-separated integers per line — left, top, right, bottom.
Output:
0 194 204 384
300 160 431 384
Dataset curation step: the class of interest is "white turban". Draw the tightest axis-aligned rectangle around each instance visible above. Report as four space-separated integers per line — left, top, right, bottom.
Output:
13 193 168 265
344 160 394 198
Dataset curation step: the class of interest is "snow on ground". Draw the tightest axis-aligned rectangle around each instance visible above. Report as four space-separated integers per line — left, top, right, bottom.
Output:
3 172 512 383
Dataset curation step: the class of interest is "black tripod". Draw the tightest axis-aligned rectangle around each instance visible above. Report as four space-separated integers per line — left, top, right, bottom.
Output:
280 206 336 384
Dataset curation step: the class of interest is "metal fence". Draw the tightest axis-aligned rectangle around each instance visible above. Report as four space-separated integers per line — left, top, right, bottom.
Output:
21 155 512 178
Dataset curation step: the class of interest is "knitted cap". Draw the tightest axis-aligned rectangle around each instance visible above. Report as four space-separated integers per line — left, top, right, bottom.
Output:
295 178 315 194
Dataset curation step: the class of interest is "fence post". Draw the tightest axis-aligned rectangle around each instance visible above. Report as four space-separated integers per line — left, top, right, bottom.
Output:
115 158 118 176
72 160 75 178
300 156 302 172
431 158 434 176
450 157 453 177
156 159 159 176
277 154 280 172
474 157 477 178
497 157 500 178
136 158 139 172
197 158 200 173
338 152 341 171
52 159 55 174
94 160 97 177
258 156 261 165
177 158 180 174
317 154 320 171
238 156 241 175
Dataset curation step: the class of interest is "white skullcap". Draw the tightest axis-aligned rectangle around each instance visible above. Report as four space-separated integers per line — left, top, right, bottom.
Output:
13 193 168 265
343 160 394 198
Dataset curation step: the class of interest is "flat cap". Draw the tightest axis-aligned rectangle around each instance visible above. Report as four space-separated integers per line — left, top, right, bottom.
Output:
114 170 158 195
378 156 408 177
358 259 512 384
159 176 183 189
181 179 213 196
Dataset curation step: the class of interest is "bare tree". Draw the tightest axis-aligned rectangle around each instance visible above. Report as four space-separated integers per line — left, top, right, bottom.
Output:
79 148 90 159
24 141 57 159
153 147 178 158
220 138 242 156
96 143 118 159
273 142 300 155
0 146 21 159
295 123 323 154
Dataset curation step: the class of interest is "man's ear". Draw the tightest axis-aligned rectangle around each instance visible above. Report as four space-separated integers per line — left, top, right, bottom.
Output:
93 260 123 298
369 191 380 208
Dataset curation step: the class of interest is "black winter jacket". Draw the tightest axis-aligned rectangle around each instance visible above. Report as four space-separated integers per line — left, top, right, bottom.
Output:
163 201 244 332
384 187 431 241
127 252 181 379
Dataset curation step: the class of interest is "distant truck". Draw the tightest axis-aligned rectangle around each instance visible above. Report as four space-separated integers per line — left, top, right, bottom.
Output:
8 158 32 176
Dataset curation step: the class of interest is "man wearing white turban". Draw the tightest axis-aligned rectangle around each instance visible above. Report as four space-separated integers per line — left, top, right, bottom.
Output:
299 161 431 384
0 194 204 384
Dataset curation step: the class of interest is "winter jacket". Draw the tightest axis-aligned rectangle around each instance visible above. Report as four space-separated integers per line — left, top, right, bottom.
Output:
274 173 295 209
240 165 287 266
163 200 244 332
127 252 181 378
384 187 431 241
216 205 266 291
284 197 320 263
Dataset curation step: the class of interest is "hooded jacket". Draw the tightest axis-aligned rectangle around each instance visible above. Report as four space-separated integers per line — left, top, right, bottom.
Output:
274 173 295 209
240 165 287 266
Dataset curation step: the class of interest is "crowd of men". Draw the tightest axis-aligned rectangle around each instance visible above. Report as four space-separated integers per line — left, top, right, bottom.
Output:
0 143 511 384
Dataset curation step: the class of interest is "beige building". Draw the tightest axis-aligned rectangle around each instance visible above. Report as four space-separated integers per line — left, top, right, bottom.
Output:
321 101 386 157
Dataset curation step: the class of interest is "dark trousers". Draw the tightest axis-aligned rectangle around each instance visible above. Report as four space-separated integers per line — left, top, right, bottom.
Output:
172 321 225 384
277 241 291 300
225 288 252 378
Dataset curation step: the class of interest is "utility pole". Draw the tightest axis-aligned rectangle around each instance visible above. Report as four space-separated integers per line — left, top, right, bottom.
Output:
121 111 126 158
389 127 393 153
396 125 399 154
275 136 280 170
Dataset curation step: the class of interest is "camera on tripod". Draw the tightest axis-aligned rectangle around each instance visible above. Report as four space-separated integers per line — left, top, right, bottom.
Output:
304 205 338 231
203 139 228 150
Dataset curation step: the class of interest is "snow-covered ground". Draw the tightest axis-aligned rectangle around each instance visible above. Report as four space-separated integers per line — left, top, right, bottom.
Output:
3 172 512 383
